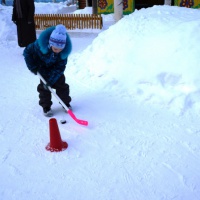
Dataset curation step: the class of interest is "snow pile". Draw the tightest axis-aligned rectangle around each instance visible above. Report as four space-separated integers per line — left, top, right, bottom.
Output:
35 2 77 14
68 6 200 113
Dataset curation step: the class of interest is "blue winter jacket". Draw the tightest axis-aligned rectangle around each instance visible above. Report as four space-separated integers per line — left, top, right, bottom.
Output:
23 26 72 86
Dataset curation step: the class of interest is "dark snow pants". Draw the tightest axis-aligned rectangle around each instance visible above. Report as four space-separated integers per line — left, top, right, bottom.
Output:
37 74 71 109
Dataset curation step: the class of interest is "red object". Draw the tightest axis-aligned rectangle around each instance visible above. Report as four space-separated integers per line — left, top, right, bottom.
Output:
68 110 88 126
46 118 68 152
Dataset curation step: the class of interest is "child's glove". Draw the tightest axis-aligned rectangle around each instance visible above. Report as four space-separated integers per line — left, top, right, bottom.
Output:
31 68 38 75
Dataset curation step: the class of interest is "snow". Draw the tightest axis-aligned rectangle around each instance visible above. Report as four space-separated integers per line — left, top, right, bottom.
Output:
1 2 200 200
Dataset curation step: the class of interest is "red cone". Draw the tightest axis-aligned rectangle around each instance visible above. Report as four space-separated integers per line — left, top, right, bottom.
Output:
46 118 68 152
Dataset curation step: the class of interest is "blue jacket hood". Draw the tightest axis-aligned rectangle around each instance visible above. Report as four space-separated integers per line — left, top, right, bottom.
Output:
37 26 72 60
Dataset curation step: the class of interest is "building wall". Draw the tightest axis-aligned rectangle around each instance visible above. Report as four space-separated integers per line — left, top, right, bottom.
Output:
97 0 135 14
175 0 200 8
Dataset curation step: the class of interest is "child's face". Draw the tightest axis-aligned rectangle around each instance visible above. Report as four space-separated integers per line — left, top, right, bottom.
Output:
52 46 63 53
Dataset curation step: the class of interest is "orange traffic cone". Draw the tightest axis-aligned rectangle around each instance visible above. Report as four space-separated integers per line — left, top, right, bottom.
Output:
46 118 68 152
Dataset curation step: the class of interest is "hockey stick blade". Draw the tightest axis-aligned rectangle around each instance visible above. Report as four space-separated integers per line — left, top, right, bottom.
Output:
68 110 88 126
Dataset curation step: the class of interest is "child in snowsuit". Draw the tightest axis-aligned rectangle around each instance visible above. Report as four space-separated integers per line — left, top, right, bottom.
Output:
23 24 72 117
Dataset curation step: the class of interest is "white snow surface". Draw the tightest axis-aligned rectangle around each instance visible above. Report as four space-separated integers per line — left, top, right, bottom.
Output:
0 3 200 200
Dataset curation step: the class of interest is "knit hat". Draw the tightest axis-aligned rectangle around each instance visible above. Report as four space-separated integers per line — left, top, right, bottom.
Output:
49 24 67 49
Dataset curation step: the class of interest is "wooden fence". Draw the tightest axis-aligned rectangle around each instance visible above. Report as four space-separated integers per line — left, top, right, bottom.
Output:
34 14 103 30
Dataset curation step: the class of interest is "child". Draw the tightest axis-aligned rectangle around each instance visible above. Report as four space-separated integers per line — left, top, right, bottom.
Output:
23 24 72 117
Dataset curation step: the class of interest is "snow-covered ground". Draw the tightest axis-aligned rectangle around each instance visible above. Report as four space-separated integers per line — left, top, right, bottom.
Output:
0 2 200 200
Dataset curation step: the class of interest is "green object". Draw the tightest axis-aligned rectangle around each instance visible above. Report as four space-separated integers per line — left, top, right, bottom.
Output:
174 0 200 8
97 0 135 15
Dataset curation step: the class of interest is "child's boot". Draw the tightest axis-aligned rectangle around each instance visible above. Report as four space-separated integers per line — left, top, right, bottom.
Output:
43 107 53 117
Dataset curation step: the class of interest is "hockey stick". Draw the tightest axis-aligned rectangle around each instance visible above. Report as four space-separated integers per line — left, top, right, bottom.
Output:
37 72 88 126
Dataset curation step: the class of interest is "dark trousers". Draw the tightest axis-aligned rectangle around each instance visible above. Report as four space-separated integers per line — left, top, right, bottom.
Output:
16 20 36 47
37 74 71 109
